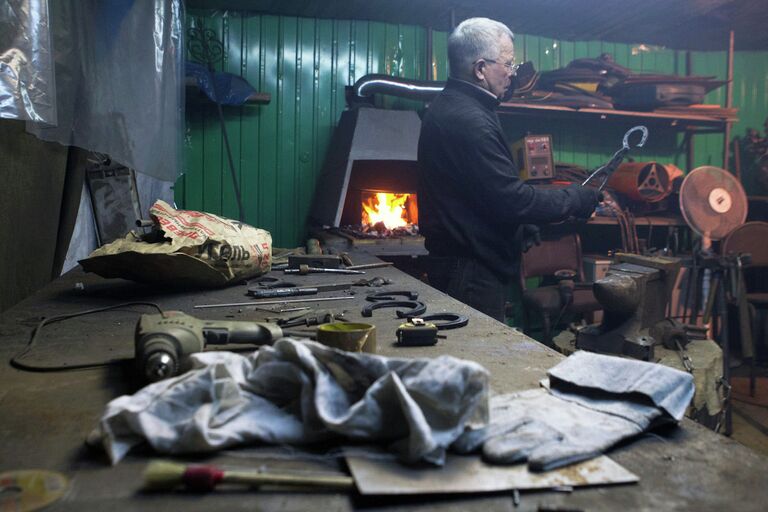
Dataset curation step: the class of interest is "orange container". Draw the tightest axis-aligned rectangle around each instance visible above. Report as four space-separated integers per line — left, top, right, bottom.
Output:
607 162 683 203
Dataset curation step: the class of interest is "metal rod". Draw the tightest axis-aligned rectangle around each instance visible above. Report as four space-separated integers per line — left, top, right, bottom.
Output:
723 30 735 171
683 131 694 173
425 26 433 81
194 296 355 309
216 99 245 221
717 270 732 436
345 262 394 270
284 267 365 275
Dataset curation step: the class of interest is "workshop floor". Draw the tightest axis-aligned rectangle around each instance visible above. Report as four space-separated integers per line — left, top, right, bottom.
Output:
730 364 768 457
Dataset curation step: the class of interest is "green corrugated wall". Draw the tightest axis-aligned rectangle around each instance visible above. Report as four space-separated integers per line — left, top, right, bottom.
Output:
177 11 768 247
731 51 768 193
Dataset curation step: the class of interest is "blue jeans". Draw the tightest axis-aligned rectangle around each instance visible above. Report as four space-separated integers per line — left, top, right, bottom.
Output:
427 256 508 322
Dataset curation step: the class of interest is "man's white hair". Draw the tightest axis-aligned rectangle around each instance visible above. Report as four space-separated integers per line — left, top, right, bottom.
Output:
448 18 515 79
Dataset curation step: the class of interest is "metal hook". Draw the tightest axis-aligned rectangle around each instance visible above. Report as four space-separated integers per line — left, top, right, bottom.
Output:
582 125 650 191
623 125 649 150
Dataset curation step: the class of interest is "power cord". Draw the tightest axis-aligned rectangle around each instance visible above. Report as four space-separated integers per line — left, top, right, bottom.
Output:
10 302 164 372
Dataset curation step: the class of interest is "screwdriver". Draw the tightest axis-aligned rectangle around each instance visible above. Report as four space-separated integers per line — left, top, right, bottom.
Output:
284 264 365 275
247 282 358 299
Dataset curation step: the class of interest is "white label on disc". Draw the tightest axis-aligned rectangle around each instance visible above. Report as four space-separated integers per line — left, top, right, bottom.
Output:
708 187 732 213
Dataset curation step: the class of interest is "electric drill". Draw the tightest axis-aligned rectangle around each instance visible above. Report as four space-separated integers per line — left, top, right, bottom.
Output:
135 311 283 383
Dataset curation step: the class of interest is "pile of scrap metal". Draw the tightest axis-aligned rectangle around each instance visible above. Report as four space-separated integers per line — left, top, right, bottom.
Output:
510 53 727 110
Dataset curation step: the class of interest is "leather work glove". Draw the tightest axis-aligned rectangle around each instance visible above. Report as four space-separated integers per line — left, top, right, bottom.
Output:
452 351 694 472
567 184 601 220
519 224 541 253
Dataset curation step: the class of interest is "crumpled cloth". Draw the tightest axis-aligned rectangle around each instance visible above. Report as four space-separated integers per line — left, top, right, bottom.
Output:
92 338 490 465
453 351 695 471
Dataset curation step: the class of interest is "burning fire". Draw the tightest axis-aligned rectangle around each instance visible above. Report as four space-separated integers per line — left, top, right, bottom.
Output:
361 192 414 229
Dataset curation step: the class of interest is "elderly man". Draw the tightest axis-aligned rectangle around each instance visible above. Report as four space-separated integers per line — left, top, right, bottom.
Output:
418 17 600 322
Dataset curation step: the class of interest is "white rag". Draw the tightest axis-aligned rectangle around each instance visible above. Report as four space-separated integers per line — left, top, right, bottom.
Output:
93 338 490 465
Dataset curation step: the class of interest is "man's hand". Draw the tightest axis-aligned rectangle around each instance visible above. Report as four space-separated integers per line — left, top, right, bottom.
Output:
568 185 601 220
520 224 541 253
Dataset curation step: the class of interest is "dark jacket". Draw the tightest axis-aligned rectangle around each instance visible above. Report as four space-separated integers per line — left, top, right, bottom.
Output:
417 78 593 282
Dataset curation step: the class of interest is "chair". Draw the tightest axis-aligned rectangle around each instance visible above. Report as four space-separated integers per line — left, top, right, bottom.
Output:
519 233 602 347
721 222 768 387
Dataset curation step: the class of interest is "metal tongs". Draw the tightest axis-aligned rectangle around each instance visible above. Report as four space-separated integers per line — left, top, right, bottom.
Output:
582 126 649 191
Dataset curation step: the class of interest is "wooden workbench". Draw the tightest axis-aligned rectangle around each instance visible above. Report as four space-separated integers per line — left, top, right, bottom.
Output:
1 253 766 511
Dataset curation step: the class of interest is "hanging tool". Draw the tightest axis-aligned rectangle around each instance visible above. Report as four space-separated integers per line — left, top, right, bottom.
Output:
194 295 355 309
284 265 366 275
135 311 283 382
582 126 648 191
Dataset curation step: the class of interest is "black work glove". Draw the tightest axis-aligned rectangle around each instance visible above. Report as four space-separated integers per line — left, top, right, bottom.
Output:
520 224 541 253
567 184 601 220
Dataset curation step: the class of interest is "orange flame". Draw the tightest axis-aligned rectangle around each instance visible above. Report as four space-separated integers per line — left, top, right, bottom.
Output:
361 192 412 229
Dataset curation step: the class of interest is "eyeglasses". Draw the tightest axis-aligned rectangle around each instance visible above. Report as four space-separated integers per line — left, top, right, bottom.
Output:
480 58 520 74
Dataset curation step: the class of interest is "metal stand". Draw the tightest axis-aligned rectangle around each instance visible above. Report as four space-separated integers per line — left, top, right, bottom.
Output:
689 248 735 435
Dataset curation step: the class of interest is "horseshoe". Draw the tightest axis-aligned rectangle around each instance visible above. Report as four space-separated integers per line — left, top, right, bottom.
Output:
414 313 469 330
361 300 427 318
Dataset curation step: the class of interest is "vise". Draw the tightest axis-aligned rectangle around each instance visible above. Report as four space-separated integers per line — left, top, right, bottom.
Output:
575 253 681 361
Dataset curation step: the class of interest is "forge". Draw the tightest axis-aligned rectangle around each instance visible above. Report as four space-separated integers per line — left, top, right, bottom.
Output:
309 108 426 256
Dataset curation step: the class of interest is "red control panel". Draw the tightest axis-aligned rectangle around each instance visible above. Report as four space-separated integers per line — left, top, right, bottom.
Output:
511 135 554 181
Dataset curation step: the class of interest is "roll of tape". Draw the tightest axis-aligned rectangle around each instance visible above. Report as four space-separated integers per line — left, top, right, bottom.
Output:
317 323 376 353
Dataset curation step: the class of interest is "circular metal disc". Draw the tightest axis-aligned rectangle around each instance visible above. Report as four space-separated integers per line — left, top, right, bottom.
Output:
0 470 69 512
679 166 747 240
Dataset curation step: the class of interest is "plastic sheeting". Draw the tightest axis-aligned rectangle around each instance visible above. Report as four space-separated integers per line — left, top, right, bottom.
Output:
23 0 184 181
0 0 56 123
